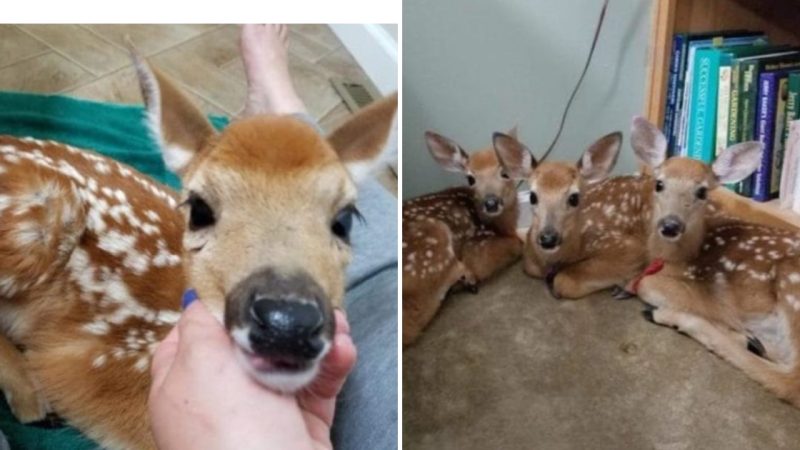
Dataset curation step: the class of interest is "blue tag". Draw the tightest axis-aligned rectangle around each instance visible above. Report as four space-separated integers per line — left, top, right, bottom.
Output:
181 289 198 309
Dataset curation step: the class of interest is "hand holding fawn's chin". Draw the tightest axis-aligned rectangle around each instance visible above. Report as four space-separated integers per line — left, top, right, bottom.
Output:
149 301 356 450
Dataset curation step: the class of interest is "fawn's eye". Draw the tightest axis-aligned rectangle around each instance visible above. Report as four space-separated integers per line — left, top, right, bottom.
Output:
529 192 538 205
500 171 510 180
332 205 362 243
655 180 664 192
696 186 708 200
187 193 215 231
568 193 580 207
467 175 476 186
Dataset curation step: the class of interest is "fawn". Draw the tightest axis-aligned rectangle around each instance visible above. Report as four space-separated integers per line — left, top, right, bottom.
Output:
402 130 524 346
627 117 800 407
0 53 397 448
492 130 630 298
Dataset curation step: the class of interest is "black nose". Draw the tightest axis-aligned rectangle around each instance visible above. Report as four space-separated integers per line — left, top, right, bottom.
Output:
250 298 325 359
658 216 685 238
484 196 501 213
538 230 561 249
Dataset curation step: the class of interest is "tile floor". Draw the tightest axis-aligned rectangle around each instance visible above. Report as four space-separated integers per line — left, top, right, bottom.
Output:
0 24 396 192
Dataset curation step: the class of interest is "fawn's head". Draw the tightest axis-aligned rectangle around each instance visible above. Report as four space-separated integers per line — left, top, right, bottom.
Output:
134 57 397 392
631 116 762 260
494 131 621 254
425 128 520 219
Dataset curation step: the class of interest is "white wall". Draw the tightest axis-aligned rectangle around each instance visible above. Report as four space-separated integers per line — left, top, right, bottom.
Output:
402 0 653 198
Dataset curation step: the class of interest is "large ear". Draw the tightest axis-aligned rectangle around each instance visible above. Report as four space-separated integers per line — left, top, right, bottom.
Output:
577 131 622 183
712 141 763 183
631 116 667 168
492 132 536 180
327 92 398 183
130 44 216 175
506 125 519 139
425 131 470 173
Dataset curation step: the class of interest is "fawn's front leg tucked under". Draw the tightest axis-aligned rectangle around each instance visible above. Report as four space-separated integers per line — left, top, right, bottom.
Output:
551 237 645 299
460 234 522 283
0 333 49 423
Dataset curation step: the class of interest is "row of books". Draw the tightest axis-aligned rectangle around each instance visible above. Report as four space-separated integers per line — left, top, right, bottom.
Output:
663 29 800 204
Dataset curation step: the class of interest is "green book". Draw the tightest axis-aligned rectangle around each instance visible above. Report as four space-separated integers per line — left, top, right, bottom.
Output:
771 74 792 196
734 50 800 196
717 45 784 157
689 45 777 163
723 45 793 192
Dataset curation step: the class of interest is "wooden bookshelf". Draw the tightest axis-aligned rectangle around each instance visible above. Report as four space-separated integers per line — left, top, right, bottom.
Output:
644 0 800 231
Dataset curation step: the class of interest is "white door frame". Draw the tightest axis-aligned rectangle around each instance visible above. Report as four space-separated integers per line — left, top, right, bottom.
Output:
330 24 398 95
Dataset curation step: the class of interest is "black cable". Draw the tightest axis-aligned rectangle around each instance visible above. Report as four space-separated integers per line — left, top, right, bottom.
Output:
540 0 610 161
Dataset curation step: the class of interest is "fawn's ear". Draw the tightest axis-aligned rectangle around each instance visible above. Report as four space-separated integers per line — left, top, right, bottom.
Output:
712 141 763 183
578 131 622 183
130 46 216 175
631 116 667 168
506 125 519 139
327 92 398 183
425 130 470 173
492 132 536 180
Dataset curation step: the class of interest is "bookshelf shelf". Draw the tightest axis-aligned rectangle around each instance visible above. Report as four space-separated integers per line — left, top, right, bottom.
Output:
645 0 800 230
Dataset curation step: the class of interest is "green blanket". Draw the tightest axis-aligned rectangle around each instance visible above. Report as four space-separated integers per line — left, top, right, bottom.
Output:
0 91 228 449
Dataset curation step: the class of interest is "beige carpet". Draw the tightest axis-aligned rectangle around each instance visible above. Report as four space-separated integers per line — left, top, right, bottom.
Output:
403 262 800 449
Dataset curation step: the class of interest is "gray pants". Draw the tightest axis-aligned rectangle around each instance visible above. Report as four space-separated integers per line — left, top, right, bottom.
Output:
296 114 398 449
333 179 398 450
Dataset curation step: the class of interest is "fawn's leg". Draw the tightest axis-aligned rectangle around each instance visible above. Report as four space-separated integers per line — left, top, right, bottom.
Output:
0 334 48 423
460 235 522 282
647 307 800 405
636 268 743 331
551 237 645 299
522 236 546 278
403 260 469 346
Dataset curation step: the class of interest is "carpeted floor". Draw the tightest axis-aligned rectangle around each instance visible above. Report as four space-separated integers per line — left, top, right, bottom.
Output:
403 262 800 449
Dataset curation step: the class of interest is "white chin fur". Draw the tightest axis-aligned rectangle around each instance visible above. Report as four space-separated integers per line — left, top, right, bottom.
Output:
230 326 330 393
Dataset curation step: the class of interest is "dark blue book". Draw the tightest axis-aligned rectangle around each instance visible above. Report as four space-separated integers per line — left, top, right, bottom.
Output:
753 71 780 201
664 34 684 156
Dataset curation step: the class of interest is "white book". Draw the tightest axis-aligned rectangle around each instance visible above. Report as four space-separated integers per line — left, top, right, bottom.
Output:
786 121 800 210
716 66 732 157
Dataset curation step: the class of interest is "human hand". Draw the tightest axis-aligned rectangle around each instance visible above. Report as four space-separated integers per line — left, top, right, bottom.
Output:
149 300 356 450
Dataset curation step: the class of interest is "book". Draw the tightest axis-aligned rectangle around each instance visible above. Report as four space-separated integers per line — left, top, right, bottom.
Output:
675 32 767 157
753 71 779 201
770 73 794 198
664 34 684 156
780 74 800 207
735 50 800 196
723 45 793 193
688 44 773 163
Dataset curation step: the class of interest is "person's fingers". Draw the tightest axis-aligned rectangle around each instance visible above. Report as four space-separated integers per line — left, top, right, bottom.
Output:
150 324 180 389
308 331 357 399
176 301 229 353
334 309 350 335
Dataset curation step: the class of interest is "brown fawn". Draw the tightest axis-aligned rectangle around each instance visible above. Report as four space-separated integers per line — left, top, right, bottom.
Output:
627 117 800 407
0 52 397 448
402 130 524 346
493 130 629 298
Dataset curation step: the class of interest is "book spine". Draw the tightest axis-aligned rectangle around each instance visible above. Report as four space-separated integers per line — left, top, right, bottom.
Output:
688 49 717 162
664 34 684 156
739 60 759 197
753 72 777 201
726 60 743 193
716 64 732 157
770 76 790 197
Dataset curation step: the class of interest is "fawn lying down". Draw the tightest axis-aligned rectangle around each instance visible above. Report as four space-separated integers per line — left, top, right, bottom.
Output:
0 55 397 448
628 117 800 407
402 129 523 345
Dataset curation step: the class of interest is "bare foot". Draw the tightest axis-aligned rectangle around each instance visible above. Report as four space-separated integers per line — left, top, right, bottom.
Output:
240 24 307 116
